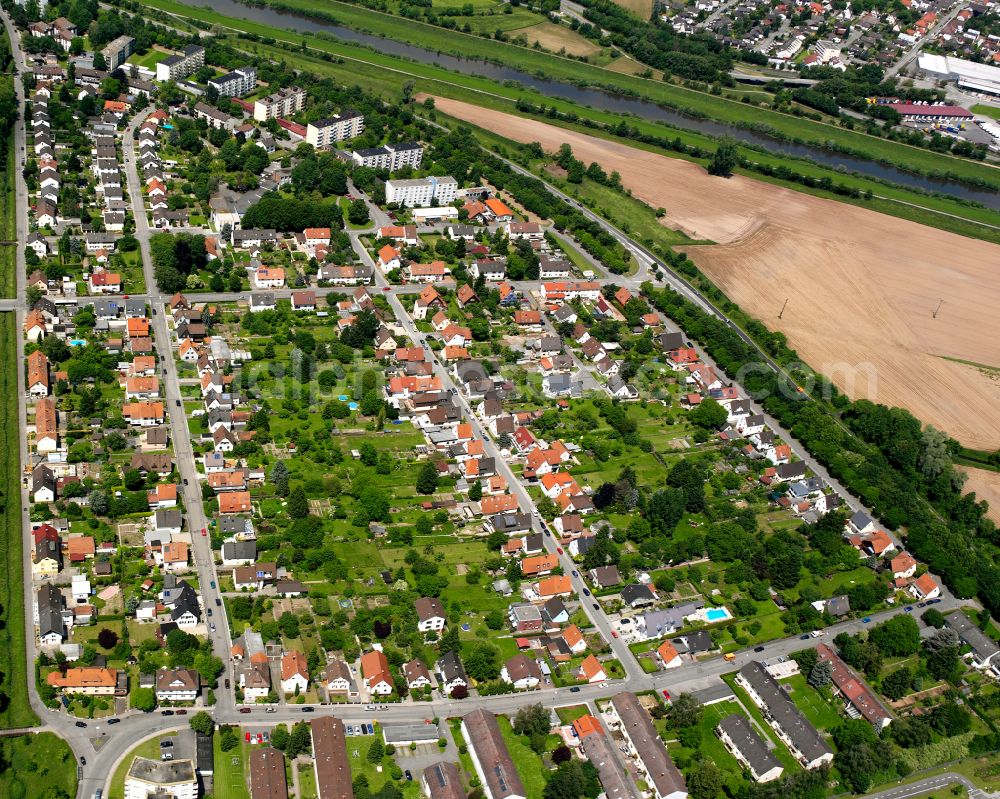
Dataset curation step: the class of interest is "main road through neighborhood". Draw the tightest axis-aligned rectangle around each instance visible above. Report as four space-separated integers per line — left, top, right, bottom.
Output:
0 11 977 799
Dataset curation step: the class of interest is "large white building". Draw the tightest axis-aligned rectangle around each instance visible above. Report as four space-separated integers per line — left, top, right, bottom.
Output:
253 86 307 121
385 176 457 207
918 53 1000 98
305 110 365 148
124 757 198 799
209 66 257 98
156 45 205 82
351 141 423 171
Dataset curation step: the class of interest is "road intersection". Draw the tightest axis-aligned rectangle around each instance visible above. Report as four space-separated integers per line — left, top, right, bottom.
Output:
0 12 975 799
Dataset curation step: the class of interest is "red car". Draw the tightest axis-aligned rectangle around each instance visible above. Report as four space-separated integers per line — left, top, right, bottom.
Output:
662 690 671 700
611 631 618 639
556 547 563 554
382 286 391 292
201 527 207 536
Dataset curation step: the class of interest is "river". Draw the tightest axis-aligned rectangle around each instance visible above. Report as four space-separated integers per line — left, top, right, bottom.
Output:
173 0 1000 209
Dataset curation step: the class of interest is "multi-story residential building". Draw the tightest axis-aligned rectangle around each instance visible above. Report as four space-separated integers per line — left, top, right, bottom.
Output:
385 176 458 207
101 35 135 70
577 718 641 799
156 45 205 82
46 667 120 695
249 748 288 799
735 662 833 769
716 714 784 783
253 87 307 121
125 757 198 799
461 709 526 799
305 110 365 148
605 692 687 799
310 717 353 799
209 66 257 97
816 644 892 730
350 142 423 171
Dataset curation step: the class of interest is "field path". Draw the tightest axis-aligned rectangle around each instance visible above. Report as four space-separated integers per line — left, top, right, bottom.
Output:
431 96 1000 448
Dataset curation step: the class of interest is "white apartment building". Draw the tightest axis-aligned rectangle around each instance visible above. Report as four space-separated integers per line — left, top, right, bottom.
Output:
155 45 205 82
124 757 198 799
305 110 365 148
351 141 423 171
209 66 256 97
253 86 307 121
385 176 457 207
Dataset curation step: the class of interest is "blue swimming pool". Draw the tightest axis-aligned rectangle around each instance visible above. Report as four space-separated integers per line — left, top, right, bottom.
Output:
338 395 349 401
348 402 359 411
705 607 730 622
69 339 87 346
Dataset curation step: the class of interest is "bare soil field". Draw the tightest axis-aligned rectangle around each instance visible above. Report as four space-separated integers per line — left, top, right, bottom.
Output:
512 22 603 58
611 0 653 17
431 97 1000 448
960 467 1000 522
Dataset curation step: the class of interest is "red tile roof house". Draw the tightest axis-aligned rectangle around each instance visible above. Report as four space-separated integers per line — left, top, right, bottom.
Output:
361 650 394 695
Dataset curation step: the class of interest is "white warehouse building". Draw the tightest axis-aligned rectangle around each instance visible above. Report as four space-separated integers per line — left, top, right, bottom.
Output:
385 176 457 207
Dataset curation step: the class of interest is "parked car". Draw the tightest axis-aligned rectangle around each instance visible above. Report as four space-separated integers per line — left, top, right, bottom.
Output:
160 710 174 716
863 616 872 623
107 718 120 724
239 707 251 714
754 645 765 652
302 707 314 713
611 631 618 639
75 721 87 728
582 588 591 596
569 687 581 693
405 770 413 781
80 757 86 765
215 598 222 607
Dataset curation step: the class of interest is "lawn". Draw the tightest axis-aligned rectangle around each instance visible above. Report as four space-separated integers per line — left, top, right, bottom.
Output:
722 674 802 773
128 48 169 69
298 762 319 799
665 700 747 790
555 704 592 723
780 673 843 732
972 104 1000 120
497 715 548 799
346 735 391 790
214 736 252 799
0 732 78 798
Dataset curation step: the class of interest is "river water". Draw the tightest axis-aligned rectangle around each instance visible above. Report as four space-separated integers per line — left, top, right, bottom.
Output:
176 0 1000 210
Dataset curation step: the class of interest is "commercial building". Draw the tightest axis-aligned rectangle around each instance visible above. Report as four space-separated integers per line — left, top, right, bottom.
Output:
816 644 892 730
461 709 526 799
250 747 289 799
311 717 354 799
917 53 1000 98
736 662 833 769
101 35 135 70
885 102 974 122
716 714 784 783
209 66 257 97
124 757 198 799
605 692 687 799
350 142 423 171
305 111 365 148
253 87 307 121
385 176 458 207
156 45 205 82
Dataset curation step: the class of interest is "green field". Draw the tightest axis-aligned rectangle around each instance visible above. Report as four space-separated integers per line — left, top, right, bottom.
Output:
973 104 1000 120
0 732 79 798
0 127 34 730
134 0 1000 191
497 715 548 799
214 736 252 799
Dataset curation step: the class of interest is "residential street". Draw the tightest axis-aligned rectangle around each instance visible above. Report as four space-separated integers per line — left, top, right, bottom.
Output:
0 10 974 799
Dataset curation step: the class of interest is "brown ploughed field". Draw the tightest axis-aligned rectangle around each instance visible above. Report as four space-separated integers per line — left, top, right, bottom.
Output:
431 96 1000 449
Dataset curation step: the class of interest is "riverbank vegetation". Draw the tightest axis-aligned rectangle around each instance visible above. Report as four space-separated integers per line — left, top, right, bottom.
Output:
115 0 1000 243
127 0 1000 192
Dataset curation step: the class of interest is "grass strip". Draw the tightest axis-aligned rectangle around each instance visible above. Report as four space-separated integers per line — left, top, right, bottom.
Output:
218 0 1000 189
